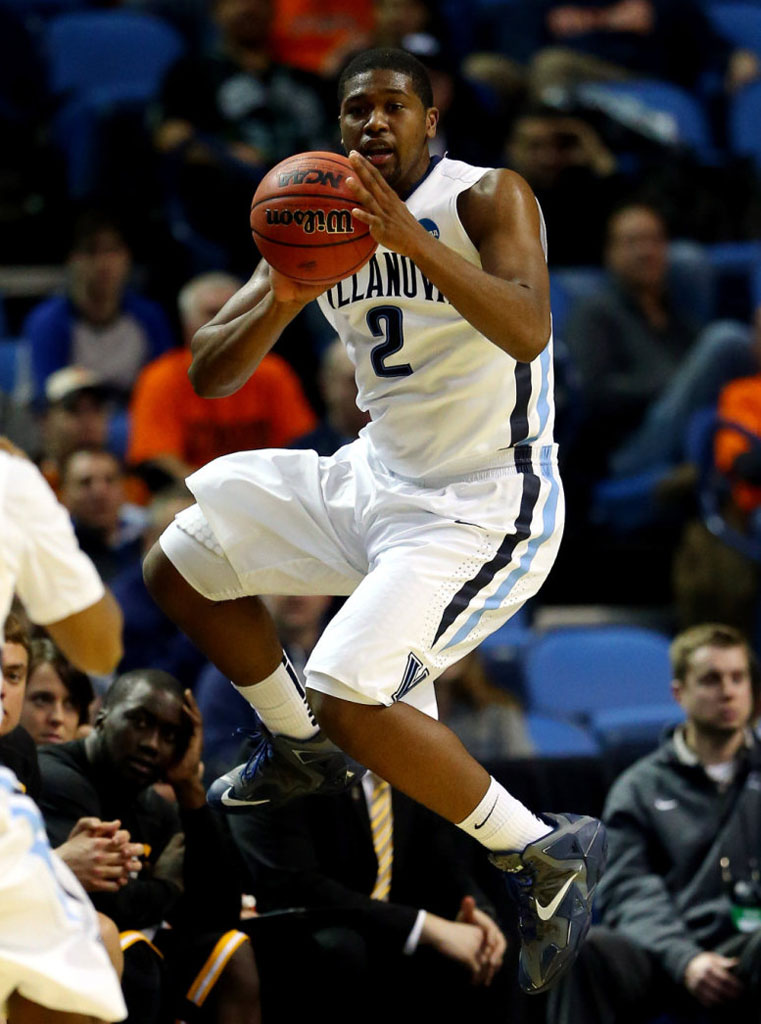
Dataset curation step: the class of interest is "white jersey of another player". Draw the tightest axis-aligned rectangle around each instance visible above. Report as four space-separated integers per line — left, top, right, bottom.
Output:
318 155 556 483
0 767 126 1020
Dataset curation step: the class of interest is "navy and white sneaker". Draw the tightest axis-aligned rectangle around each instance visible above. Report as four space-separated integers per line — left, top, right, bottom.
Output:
207 725 366 811
490 812 607 994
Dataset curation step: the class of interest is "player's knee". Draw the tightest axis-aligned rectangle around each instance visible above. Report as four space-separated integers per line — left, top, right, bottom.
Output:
310 691 369 745
143 541 192 619
143 541 169 603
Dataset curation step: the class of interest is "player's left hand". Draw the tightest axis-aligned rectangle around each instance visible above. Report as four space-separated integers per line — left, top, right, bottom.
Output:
345 151 430 258
456 895 507 986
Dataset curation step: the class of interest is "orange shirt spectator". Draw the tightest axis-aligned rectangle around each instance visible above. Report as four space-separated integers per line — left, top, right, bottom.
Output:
270 0 373 75
127 272 316 485
715 375 761 513
128 346 316 473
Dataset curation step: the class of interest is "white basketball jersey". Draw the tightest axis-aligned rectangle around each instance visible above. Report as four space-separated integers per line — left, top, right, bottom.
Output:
317 156 556 482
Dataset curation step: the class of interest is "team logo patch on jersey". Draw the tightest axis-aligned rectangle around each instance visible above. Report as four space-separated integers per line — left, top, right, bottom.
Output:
392 652 430 702
418 218 440 238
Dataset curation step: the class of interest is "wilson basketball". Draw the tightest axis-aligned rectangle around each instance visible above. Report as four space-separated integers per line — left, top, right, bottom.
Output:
250 151 377 285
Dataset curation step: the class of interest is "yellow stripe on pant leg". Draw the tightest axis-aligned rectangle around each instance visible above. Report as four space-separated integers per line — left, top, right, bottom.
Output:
186 930 249 1007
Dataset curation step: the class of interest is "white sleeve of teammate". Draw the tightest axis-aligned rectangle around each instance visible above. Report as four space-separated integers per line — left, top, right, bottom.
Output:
10 456 105 624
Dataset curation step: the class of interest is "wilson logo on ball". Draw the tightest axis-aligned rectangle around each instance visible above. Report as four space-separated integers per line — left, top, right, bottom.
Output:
264 208 355 234
277 168 344 188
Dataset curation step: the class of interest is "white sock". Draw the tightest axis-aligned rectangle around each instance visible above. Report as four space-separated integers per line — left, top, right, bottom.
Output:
234 655 319 740
457 777 552 852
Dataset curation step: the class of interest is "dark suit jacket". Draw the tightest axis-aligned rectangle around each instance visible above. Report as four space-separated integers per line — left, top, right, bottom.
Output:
230 781 493 952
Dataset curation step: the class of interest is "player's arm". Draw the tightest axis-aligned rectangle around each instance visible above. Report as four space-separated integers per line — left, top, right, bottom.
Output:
189 259 328 397
347 154 550 363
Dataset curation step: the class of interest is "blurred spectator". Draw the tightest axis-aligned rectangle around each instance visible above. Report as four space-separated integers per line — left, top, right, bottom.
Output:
0 442 123 676
715 305 761 517
270 0 374 75
435 651 534 762
153 0 334 271
526 0 760 99
290 337 369 456
38 367 112 494
504 106 624 265
670 305 761 636
1 614 143 898
21 638 94 747
110 485 208 683
128 272 316 489
564 203 755 476
22 211 175 404
400 32 505 166
547 623 761 1024
59 448 148 583
39 670 260 1024
0 613 29 743
0 613 35 796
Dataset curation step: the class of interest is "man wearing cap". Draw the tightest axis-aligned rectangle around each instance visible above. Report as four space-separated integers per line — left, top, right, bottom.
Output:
38 366 112 494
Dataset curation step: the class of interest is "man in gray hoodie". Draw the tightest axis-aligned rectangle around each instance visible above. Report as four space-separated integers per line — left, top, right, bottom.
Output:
548 622 761 1023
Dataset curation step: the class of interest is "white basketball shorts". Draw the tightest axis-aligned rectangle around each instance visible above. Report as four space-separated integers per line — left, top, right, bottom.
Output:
0 768 126 1020
160 438 564 717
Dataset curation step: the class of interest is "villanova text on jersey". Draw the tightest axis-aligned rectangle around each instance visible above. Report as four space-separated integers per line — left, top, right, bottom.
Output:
324 251 449 308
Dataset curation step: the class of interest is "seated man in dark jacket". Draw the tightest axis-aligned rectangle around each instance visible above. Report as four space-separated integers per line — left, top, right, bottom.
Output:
38 669 260 1024
548 622 761 1024
229 758 509 1024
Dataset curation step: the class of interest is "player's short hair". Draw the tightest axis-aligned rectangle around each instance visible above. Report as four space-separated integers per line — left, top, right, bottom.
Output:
338 47 434 110
670 623 759 693
27 637 94 725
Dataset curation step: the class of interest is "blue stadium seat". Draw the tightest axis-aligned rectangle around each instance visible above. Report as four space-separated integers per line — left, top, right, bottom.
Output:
525 713 601 758
549 267 606 340
590 702 684 754
523 625 673 722
708 2 761 57
44 10 184 98
0 340 26 394
729 78 761 166
576 80 715 162
42 10 185 197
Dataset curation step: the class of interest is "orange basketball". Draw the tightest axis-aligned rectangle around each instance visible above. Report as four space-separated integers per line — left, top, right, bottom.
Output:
250 151 377 285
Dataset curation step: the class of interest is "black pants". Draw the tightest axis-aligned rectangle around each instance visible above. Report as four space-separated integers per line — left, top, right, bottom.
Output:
547 926 761 1024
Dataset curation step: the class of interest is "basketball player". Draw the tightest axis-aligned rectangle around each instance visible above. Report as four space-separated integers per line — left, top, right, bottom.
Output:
144 48 606 994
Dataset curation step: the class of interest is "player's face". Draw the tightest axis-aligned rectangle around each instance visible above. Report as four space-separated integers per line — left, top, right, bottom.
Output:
22 663 81 746
673 644 755 739
0 642 29 737
97 679 186 788
340 70 438 194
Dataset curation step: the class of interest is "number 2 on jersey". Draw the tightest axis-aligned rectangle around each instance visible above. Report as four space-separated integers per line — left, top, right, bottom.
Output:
367 306 413 378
